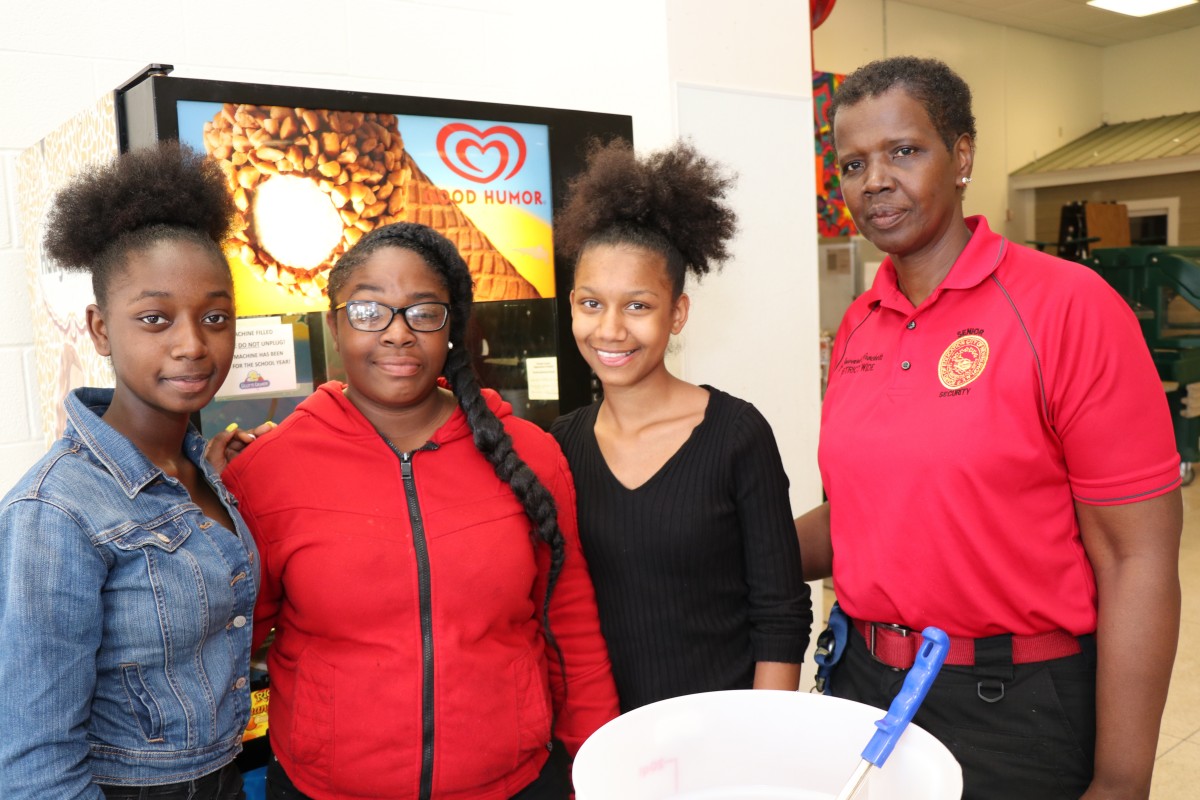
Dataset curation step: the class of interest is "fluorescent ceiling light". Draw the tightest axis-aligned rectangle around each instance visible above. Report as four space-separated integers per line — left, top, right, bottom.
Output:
1087 0 1198 17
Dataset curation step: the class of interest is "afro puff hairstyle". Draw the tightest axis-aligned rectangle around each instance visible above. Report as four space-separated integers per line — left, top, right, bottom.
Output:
829 56 976 152
554 138 737 297
43 140 235 306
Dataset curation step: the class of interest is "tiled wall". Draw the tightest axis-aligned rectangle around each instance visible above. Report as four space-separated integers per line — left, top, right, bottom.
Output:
0 144 43 482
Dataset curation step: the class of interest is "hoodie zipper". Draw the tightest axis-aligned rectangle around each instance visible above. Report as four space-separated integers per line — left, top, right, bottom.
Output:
390 442 439 800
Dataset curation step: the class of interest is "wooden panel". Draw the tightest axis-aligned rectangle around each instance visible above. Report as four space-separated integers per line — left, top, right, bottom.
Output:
1084 202 1131 248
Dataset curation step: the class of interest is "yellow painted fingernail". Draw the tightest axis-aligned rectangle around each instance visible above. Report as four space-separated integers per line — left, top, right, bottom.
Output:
225 422 239 432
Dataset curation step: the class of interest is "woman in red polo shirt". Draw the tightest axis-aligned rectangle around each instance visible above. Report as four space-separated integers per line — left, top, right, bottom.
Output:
797 56 1181 800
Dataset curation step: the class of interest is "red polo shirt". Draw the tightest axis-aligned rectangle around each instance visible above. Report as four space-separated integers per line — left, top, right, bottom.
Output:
819 216 1179 638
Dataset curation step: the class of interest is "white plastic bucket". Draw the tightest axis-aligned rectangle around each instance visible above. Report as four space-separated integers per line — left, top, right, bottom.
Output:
573 690 962 800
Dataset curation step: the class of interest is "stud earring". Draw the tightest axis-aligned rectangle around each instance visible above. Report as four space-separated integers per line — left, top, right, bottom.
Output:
447 341 454 350
961 176 973 185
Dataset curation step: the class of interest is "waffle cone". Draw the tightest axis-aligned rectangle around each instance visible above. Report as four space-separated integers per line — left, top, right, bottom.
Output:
392 152 539 301
203 103 541 303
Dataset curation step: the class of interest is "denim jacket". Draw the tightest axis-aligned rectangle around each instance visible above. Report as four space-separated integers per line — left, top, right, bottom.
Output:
0 388 259 799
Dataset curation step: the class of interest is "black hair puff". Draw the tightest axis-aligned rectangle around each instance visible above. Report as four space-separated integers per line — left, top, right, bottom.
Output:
44 140 234 273
555 138 737 293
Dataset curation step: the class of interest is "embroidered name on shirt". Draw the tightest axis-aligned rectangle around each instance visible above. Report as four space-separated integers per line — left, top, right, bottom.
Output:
841 352 884 374
938 335 989 389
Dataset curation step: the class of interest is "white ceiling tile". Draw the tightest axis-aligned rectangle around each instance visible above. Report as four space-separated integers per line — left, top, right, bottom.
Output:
889 0 1200 45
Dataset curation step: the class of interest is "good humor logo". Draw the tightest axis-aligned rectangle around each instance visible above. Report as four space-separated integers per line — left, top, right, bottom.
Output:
436 123 527 184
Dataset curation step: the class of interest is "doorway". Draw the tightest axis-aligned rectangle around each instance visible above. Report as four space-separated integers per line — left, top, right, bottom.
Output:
1122 197 1181 246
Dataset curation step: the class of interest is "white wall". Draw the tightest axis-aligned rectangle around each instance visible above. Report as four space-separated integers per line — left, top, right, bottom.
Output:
813 0 1104 244
665 0 823 682
0 148 38 478
1103 27 1200 123
667 0 820 512
0 0 683 488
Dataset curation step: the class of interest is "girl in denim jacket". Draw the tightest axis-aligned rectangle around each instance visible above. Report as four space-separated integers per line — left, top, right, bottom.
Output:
0 142 258 800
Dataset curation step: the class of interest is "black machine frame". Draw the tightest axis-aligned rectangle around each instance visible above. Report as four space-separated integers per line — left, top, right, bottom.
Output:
113 64 633 429
111 64 633 782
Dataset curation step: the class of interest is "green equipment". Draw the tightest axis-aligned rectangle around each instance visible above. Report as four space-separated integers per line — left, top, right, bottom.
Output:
1088 246 1200 484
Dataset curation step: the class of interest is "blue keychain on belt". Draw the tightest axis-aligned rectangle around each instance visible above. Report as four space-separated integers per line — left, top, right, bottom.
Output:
813 601 850 695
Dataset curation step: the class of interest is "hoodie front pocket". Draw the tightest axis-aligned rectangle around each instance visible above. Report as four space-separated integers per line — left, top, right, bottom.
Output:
120 663 165 742
290 647 335 781
512 647 552 757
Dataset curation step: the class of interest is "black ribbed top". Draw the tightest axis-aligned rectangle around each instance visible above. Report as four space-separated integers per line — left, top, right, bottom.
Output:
551 386 811 712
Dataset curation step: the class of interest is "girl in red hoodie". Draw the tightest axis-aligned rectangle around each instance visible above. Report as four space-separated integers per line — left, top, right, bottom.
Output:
222 222 618 800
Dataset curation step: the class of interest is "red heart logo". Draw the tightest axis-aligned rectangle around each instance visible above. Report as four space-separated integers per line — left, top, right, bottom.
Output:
436 123 527 184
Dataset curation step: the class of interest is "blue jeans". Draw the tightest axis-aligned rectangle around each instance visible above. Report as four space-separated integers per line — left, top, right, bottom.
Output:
99 762 245 799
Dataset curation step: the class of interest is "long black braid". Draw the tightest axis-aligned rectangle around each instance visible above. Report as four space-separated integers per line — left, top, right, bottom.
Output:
328 222 569 702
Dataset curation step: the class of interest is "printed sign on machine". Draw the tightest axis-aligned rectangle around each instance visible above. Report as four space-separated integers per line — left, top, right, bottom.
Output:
216 317 298 399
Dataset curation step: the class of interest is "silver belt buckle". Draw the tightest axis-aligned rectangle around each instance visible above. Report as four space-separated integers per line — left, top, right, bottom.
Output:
868 621 914 670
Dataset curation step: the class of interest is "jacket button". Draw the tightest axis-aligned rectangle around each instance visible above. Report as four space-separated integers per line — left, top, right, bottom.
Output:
198 521 213 530
901 361 911 370
907 320 916 330
156 533 170 543
234 677 247 690
233 616 247 628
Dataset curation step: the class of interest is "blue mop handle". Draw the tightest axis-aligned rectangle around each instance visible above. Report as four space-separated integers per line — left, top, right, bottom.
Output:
860 627 949 768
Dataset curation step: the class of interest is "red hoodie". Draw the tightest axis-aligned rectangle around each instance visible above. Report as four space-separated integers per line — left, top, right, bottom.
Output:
223 382 618 799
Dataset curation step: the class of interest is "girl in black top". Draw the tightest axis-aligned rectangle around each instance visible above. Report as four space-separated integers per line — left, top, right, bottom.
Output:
550 139 811 711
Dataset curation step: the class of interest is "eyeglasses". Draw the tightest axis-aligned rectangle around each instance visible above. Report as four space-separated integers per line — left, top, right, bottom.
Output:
334 300 451 333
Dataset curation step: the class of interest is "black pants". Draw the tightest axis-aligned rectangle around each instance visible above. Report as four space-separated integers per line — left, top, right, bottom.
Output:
99 762 245 799
266 742 571 799
831 627 1097 800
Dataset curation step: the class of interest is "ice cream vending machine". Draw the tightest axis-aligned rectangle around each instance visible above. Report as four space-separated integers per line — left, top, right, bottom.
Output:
37 64 631 439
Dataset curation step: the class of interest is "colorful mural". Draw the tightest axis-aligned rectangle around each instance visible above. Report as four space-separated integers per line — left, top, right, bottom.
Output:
813 70 857 238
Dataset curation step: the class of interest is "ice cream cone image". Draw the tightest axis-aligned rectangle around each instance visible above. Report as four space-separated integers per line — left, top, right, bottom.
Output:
202 103 540 303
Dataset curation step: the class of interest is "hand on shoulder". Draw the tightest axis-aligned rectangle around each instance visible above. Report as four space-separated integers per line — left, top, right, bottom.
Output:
203 421 278 474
